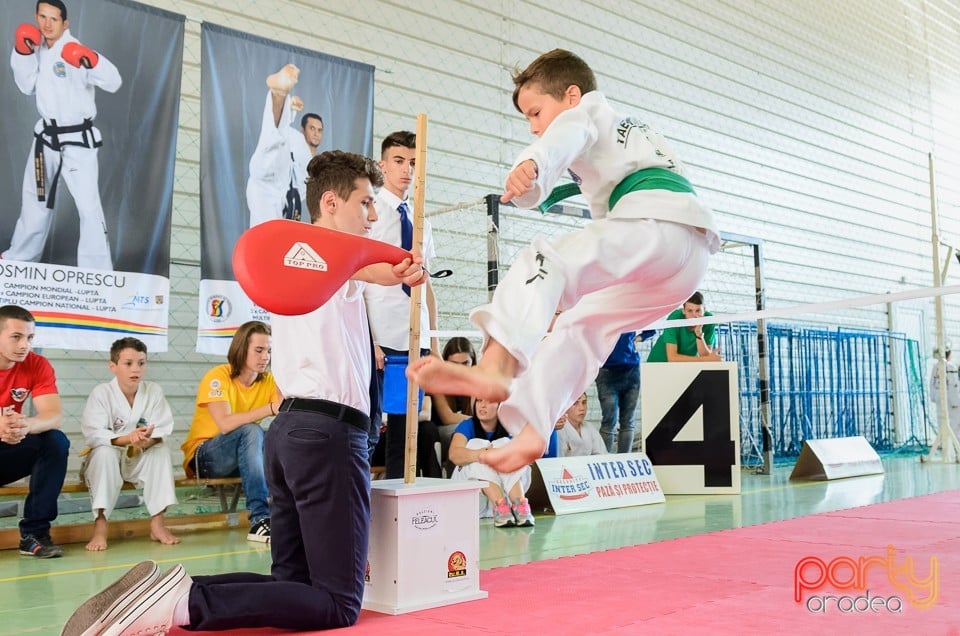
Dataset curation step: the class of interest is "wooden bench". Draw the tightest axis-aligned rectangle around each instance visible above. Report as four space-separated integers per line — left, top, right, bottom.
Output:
0 477 248 551
0 477 244 513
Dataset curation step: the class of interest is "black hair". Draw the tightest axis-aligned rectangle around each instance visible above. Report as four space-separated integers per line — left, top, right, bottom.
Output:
37 1 67 20
300 113 323 129
0 305 36 331
380 130 415 157
110 337 147 363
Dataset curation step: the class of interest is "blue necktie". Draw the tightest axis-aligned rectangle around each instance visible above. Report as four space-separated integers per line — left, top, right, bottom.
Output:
398 202 412 296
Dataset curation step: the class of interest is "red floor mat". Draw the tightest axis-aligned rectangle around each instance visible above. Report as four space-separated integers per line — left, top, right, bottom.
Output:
177 490 960 635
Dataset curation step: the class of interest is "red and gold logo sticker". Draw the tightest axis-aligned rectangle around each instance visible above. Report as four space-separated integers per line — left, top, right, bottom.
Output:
447 551 467 579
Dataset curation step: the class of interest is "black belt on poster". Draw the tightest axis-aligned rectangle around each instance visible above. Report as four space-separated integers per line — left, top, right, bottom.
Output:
278 398 369 431
33 117 100 209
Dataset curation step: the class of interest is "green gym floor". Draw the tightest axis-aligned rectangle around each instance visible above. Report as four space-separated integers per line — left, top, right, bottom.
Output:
1 454 958 635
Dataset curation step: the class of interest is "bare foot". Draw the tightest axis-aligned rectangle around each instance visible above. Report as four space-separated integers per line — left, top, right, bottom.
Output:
266 63 300 96
149 516 180 545
407 357 511 402
483 425 547 473
85 516 109 551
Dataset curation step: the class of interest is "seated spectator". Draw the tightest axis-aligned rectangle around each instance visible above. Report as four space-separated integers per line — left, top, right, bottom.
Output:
449 398 534 527
558 393 606 456
80 337 179 550
181 321 281 543
430 337 477 467
646 291 721 362
430 337 476 426
0 305 68 559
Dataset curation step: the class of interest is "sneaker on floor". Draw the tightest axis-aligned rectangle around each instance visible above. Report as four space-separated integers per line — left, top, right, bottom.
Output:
100 565 193 636
19 534 63 559
247 517 271 543
512 498 535 527
492 498 516 528
61 561 160 636
100 564 193 636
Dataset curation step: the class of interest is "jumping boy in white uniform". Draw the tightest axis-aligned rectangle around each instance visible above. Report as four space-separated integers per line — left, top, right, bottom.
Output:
246 64 321 227
63 151 425 635
6 1 121 270
80 337 178 551
409 49 720 472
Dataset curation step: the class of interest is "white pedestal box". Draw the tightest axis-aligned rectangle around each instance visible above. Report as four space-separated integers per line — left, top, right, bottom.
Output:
362 478 488 614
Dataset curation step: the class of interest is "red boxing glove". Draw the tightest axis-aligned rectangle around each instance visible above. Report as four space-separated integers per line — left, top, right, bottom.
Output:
62 42 99 69
15 23 41 55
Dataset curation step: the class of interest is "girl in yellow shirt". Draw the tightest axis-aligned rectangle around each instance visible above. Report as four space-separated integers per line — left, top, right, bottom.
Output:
181 321 281 542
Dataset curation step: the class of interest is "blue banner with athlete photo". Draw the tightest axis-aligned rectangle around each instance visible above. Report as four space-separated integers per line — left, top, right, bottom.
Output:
197 23 374 354
0 0 182 352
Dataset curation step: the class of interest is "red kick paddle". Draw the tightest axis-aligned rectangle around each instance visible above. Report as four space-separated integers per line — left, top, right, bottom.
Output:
233 219 413 315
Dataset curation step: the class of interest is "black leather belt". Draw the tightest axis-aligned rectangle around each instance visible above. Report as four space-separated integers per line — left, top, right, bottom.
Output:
278 398 369 431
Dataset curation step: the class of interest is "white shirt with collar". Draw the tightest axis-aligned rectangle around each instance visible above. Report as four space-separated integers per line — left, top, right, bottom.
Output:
364 188 436 351
270 280 372 412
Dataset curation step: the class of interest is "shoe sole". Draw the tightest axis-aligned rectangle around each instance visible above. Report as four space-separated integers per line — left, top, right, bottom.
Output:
102 565 187 636
20 547 64 558
61 561 159 636
246 534 270 543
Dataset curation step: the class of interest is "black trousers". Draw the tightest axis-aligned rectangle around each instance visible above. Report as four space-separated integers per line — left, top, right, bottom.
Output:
188 401 370 630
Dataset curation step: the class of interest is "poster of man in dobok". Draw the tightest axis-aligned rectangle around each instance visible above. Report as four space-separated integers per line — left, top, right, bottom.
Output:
196 25 374 355
7 0 119 270
1 0 178 275
0 0 183 352
246 63 325 227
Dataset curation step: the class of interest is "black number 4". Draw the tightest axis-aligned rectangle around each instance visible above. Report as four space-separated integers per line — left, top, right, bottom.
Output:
645 370 736 487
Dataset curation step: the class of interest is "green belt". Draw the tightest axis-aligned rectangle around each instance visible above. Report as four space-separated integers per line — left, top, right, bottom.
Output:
537 167 696 214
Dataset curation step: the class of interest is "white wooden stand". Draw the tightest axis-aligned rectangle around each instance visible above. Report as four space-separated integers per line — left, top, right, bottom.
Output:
363 478 488 614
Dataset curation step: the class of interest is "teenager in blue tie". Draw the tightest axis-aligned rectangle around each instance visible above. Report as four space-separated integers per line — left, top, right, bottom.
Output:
364 131 442 478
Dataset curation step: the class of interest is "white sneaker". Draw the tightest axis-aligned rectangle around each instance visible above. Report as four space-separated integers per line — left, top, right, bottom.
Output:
100 564 193 636
61 561 160 636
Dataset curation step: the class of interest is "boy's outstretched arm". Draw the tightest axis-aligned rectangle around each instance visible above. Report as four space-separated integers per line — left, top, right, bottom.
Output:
355 255 426 287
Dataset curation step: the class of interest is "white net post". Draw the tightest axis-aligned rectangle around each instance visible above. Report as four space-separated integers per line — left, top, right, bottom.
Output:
926 152 960 463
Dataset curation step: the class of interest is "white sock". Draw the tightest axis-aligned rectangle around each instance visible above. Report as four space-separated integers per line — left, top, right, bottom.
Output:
173 590 191 627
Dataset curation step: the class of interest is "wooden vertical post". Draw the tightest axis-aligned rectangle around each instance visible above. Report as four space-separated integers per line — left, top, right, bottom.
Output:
404 115 428 483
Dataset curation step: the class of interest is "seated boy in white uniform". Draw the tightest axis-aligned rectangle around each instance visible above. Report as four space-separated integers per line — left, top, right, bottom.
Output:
80 337 178 550
557 393 606 457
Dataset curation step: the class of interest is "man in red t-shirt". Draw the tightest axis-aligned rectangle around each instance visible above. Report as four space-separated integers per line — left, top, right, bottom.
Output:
0 305 68 558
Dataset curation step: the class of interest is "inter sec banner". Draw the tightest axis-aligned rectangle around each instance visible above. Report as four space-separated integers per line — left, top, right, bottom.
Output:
0 0 183 351
197 23 374 354
529 453 665 515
